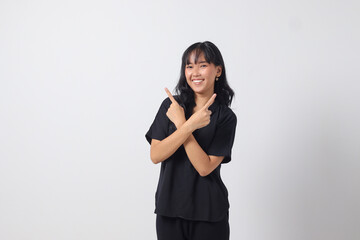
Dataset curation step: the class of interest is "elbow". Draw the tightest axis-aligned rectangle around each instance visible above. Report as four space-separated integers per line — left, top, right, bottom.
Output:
151 159 157 164
151 159 160 164
150 152 161 164
198 169 211 177
150 142 163 164
150 155 160 164
197 158 214 177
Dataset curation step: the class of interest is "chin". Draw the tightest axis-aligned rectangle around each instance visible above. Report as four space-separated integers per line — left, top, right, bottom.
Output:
193 89 210 95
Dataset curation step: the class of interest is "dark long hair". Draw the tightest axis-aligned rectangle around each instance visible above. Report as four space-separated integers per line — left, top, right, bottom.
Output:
175 41 234 114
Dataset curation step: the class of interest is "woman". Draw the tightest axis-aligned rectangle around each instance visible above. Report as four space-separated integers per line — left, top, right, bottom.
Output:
146 41 237 240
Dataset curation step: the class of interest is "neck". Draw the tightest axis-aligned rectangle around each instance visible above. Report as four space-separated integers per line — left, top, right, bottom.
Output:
194 92 213 109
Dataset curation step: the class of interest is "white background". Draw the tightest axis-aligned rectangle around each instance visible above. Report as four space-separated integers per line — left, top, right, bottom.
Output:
1 0 359 239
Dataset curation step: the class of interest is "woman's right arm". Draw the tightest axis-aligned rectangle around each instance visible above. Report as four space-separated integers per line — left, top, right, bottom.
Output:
150 120 193 164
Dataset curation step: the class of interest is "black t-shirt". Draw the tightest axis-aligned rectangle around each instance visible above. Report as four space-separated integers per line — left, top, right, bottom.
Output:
145 97 237 222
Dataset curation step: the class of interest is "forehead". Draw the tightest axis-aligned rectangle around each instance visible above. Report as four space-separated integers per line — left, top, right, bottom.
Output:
185 50 208 64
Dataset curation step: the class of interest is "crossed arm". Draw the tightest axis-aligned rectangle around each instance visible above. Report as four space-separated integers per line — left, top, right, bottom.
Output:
150 88 224 177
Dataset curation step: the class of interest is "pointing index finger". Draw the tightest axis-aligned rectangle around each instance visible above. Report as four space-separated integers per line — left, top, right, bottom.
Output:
203 93 217 110
165 87 177 104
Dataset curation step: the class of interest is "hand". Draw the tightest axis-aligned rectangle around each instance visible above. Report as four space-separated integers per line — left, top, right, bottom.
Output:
187 93 216 131
165 88 186 129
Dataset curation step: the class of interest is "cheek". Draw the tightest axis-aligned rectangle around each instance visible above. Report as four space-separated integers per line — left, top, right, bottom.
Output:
210 69 218 78
203 69 214 79
184 72 189 83
185 70 191 80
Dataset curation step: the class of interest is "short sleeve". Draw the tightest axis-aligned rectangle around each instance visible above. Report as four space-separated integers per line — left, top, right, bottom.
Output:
145 98 171 144
207 109 237 163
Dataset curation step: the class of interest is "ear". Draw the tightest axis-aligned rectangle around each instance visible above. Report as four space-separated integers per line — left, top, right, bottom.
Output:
216 66 222 77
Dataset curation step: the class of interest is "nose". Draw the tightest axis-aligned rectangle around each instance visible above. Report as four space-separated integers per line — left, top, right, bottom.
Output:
192 66 200 76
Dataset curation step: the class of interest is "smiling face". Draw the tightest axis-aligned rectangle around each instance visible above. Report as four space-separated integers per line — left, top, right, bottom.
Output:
185 51 222 97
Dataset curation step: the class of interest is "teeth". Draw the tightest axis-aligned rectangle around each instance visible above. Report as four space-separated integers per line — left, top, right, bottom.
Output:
193 80 203 83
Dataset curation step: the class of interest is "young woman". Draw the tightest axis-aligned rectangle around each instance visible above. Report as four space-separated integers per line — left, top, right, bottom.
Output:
145 41 237 240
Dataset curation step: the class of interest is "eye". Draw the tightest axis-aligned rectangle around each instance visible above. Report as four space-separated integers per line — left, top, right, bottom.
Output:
200 64 208 68
186 65 193 69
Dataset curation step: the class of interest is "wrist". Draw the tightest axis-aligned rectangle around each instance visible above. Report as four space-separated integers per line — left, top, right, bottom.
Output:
182 120 195 133
175 118 186 129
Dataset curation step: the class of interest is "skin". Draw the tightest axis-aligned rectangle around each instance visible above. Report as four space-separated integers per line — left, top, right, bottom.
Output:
150 52 224 177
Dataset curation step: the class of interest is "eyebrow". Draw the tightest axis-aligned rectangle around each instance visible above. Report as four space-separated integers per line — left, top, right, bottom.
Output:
186 61 208 65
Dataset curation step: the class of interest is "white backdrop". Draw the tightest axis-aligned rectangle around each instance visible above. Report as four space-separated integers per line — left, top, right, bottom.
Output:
1 0 359 239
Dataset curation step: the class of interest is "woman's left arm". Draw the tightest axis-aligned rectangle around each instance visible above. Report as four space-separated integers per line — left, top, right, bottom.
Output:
183 135 224 177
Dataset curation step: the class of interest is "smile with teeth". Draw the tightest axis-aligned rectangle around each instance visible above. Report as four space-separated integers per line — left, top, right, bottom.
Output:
192 79 204 84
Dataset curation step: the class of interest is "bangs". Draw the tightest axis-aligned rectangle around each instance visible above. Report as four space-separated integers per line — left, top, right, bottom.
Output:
184 45 214 65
